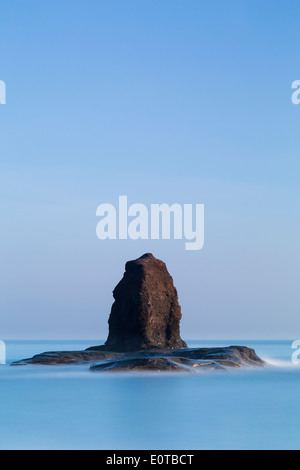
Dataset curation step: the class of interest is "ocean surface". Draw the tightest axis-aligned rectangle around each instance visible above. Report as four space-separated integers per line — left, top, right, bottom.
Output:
0 339 299 450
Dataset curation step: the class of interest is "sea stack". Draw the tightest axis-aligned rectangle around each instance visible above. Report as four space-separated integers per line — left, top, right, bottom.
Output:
12 252 265 370
104 253 187 352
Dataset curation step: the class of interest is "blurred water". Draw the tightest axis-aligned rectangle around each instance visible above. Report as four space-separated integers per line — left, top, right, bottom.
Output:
0 339 299 450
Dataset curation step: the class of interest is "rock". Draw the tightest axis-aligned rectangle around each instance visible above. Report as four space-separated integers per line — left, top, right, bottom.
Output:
170 345 264 367
12 350 120 366
91 357 193 373
12 345 265 371
103 253 187 352
90 346 265 373
11 252 266 373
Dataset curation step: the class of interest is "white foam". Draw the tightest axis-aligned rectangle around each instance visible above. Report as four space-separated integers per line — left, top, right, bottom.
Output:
262 357 295 368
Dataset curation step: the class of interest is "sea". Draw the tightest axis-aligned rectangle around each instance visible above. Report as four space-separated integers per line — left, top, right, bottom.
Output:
0 339 299 450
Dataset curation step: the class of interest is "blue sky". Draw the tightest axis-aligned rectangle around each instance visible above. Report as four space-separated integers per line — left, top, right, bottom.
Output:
0 0 299 340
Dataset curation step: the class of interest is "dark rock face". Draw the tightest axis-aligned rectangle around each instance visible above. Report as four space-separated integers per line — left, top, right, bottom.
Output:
104 253 187 352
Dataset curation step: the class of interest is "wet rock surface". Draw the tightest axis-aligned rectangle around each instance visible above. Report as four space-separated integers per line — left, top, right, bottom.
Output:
12 350 119 366
12 346 265 371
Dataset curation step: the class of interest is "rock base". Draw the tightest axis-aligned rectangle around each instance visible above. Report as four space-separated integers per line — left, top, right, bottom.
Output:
12 345 265 372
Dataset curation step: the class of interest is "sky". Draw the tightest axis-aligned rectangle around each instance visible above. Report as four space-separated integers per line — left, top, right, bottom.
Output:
0 0 299 340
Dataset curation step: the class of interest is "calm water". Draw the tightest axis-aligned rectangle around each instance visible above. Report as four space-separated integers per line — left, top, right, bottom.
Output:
0 339 299 450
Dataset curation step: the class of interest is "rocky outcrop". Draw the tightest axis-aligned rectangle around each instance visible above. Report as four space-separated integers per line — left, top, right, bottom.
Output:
12 346 265 371
102 253 187 352
90 346 265 372
11 253 266 372
12 350 119 366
